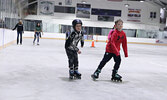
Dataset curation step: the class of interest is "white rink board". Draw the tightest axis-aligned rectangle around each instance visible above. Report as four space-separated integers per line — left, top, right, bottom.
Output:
0 28 17 47
23 31 157 44
0 29 157 46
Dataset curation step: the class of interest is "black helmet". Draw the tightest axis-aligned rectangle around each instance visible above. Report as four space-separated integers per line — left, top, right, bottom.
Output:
72 19 82 29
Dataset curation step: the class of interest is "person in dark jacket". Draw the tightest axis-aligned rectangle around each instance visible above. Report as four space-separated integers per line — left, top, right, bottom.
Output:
65 19 84 79
13 20 24 45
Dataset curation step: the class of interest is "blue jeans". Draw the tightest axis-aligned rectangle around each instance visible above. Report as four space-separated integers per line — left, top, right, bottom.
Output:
17 31 23 44
33 32 40 43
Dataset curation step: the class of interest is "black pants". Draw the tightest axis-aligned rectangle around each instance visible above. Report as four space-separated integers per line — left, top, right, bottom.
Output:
17 31 22 44
97 52 121 71
66 49 78 70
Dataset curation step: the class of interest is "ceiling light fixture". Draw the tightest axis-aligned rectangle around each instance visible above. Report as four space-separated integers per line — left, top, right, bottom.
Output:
125 0 130 7
81 1 86 4
140 0 145 3
125 4 130 7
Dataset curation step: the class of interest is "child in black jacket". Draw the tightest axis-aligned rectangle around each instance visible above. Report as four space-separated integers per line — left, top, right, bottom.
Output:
65 19 84 79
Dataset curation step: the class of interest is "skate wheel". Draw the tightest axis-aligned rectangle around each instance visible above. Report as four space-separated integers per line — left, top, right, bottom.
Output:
74 76 81 79
69 76 74 80
76 76 81 79
111 78 122 82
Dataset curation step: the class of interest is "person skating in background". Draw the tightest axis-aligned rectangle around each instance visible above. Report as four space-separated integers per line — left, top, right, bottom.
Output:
108 25 115 40
33 23 43 45
65 29 71 39
13 20 24 45
82 26 87 35
65 19 84 79
91 19 128 82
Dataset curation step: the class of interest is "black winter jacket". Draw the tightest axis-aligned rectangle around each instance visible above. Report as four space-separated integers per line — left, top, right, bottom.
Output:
13 23 24 32
65 31 84 52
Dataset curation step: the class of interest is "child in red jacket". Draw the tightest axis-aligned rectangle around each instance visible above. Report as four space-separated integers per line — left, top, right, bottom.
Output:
91 19 128 82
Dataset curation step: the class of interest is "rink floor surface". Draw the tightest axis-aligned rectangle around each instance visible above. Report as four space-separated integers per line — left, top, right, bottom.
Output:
0 39 167 100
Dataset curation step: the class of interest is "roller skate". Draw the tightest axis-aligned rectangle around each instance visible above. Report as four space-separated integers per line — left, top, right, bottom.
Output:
69 69 74 79
111 70 122 82
74 70 81 79
91 69 101 80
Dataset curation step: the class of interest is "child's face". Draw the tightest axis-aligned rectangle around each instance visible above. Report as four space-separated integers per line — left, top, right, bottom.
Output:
115 21 123 30
75 24 82 32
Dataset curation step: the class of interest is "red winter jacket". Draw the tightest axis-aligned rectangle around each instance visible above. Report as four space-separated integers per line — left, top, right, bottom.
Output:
106 29 128 57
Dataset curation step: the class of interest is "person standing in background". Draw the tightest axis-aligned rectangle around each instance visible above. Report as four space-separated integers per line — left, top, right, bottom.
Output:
82 26 87 35
65 29 71 39
33 23 43 45
13 20 24 45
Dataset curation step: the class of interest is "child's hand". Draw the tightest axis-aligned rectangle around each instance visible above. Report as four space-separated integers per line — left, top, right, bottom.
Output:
78 50 81 54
